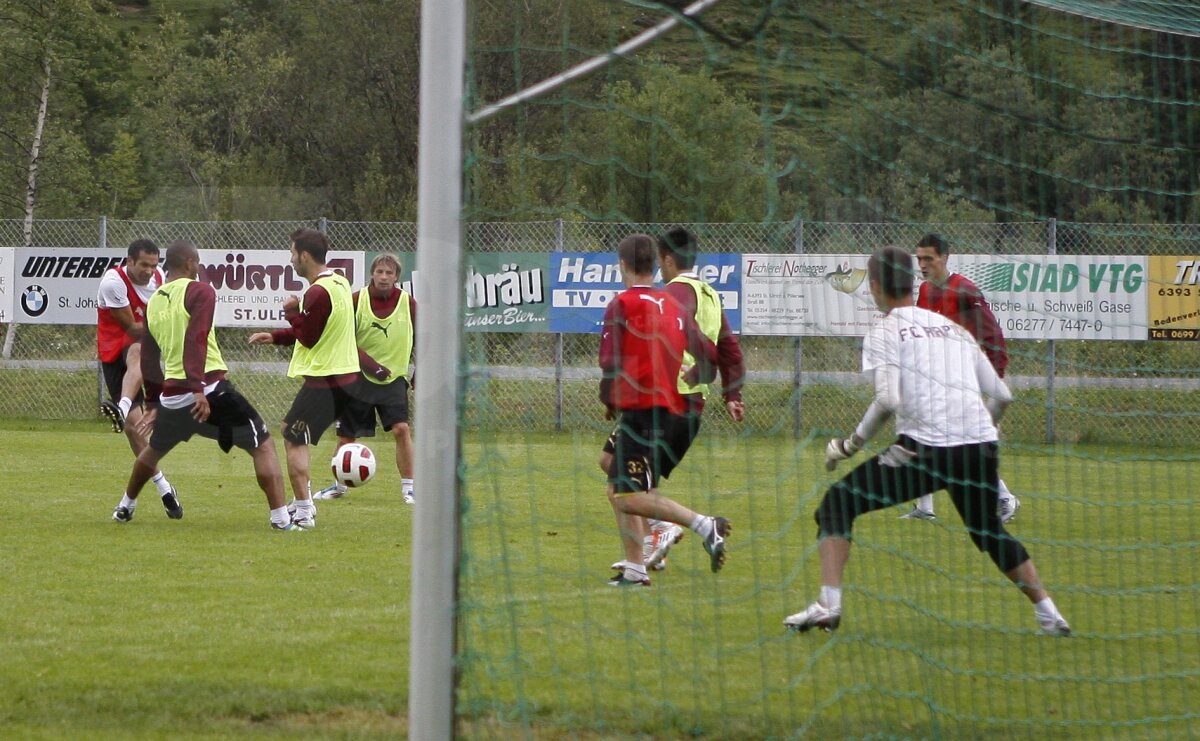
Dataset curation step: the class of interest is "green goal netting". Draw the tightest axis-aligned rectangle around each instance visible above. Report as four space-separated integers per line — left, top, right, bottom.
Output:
455 1 1200 738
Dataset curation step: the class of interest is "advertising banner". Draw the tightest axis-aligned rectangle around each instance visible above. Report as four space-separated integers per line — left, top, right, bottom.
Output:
11 248 126 324
393 252 549 333
741 254 879 336
548 252 741 334
951 255 1147 340
199 249 363 327
8 247 363 327
1146 256 1200 341
0 248 13 323
742 253 1149 340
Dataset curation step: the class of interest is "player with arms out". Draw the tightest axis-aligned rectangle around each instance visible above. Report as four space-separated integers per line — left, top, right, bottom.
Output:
98 239 180 519
249 228 359 530
900 233 1019 523
113 241 297 530
601 234 731 587
312 253 418 504
605 227 746 573
784 246 1069 636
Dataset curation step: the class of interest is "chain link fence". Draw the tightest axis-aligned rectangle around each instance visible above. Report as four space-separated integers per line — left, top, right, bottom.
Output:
2 219 1197 446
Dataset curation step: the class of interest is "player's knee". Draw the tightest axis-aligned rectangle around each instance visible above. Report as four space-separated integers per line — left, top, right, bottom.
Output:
971 530 1030 572
393 422 411 438
814 487 854 538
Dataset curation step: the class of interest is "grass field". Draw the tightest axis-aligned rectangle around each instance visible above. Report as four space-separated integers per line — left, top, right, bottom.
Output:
2 420 1198 739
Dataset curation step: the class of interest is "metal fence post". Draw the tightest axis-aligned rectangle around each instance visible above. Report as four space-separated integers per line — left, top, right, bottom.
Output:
1046 218 1057 444
96 215 108 404
555 218 565 431
792 218 804 439
317 216 328 235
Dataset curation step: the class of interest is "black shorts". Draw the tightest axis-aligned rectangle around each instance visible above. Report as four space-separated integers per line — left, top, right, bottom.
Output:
814 436 1030 572
605 408 697 494
148 381 271 455
336 377 411 438
101 344 145 405
282 383 355 445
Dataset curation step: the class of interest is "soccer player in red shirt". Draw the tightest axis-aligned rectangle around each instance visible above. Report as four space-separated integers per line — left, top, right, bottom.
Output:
599 234 731 586
900 233 1020 523
604 228 746 573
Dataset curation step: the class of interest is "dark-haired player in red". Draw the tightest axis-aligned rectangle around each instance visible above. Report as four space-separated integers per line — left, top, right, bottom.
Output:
98 239 181 519
900 233 1020 523
600 233 730 586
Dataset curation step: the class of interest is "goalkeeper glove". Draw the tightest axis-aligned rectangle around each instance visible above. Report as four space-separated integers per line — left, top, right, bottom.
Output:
825 436 861 472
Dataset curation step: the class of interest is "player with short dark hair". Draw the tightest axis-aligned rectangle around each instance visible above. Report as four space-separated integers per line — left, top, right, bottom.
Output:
248 228 358 529
600 233 731 586
784 246 1069 636
114 241 296 530
97 239 179 517
603 227 746 573
313 253 419 504
900 233 1020 522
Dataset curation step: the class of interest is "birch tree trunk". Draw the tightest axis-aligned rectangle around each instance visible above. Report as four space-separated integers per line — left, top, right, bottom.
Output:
5 51 52 360
23 52 52 248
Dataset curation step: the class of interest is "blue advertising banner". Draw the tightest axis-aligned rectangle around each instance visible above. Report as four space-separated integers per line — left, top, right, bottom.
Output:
549 252 741 333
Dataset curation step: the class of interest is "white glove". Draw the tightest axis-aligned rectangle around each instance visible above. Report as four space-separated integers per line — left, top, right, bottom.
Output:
825 436 861 472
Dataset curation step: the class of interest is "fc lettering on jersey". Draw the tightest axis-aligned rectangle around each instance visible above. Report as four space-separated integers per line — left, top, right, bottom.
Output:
898 324 956 341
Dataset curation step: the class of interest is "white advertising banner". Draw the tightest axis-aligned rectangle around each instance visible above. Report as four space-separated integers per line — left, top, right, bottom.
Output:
741 253 880 336
0 248 14 323
197 249 365 327
7 247 364 327
948 255 1148 340
742 253 1149 340
11 248 126 324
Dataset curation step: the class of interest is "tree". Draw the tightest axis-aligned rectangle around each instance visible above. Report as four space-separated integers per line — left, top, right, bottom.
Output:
0 0 125 223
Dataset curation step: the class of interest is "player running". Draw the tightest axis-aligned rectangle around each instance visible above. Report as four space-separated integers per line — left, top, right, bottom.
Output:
899 233 1020 524
605 228 745 574
601 234 730 587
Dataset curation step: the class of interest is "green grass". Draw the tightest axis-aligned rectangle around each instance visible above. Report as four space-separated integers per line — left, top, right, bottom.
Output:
2 420 1198 738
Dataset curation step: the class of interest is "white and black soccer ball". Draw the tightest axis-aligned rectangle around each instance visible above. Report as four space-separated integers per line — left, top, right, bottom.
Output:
331 443 377 488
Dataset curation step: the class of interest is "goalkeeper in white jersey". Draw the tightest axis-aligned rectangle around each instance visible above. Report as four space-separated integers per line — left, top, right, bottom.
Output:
784 246 1070 637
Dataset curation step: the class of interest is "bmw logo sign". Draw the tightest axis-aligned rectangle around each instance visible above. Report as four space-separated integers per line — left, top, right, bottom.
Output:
21 285 48 317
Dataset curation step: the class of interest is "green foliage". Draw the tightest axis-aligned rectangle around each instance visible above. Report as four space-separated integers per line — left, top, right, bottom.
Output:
0 1 1194 223
0 0 127 218
99 130 145 217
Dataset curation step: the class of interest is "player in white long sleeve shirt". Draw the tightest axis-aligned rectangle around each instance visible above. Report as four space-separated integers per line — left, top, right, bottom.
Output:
783 246 1070 637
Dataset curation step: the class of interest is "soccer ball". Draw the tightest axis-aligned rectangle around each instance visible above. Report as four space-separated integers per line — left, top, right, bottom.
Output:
331 443 377 488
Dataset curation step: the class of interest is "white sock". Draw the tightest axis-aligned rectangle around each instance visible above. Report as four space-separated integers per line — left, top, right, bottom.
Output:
151 471 172 495
120 494 137 509
118 397 133 417
820 585 843 611
270 506 291 527
690 515 713 540
624 562 647 579
916 494 934 514
998 478 1015 502
1034 597 1062 622
402 478 414 494
294 499 316 515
